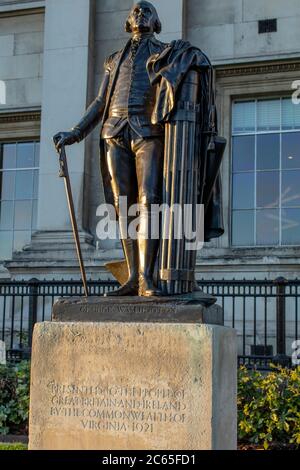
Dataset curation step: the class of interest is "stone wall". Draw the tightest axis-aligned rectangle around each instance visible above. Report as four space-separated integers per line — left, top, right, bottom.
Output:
0 10 44 109
185 0 300 64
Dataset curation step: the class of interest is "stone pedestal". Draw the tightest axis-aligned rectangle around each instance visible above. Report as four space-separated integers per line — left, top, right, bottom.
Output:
29 298 237 450
51 292 222 324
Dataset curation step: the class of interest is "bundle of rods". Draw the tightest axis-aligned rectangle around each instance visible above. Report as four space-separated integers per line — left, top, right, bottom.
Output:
159 70 200 295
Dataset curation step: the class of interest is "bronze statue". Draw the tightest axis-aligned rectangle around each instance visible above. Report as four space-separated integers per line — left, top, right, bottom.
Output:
53 1 225 298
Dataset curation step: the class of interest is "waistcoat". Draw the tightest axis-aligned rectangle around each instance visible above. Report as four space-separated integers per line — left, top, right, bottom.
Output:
109 39 156 118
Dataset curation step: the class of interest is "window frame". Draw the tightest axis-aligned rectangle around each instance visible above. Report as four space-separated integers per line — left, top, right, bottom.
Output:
0 110 40 261
231 96 300 248
198 62 300 261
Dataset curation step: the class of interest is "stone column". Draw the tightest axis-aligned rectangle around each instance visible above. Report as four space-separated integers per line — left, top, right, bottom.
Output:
37 0 94 238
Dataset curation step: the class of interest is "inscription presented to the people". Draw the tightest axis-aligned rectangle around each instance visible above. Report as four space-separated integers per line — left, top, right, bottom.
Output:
47 382 187 434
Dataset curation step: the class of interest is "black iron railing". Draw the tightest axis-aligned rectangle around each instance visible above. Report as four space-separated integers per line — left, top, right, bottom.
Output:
0 279 117 361
198 277 299 369
0 277 299 368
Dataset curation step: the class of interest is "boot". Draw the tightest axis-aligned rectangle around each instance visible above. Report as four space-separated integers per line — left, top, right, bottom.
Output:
138 206 162 297
193 279 203 292
138 241 162 296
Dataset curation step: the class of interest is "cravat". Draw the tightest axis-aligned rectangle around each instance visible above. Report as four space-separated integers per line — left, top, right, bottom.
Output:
130 37 142 61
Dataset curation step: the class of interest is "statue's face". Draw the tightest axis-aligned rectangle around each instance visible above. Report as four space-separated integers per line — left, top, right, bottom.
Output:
129 2 156 34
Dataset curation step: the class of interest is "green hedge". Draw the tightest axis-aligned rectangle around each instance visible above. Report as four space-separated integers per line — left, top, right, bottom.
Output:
238 365 300 449
0 361 30 435
0 361 299 450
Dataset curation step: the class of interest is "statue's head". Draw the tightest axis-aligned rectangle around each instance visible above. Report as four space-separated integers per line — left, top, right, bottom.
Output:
125 1 162 35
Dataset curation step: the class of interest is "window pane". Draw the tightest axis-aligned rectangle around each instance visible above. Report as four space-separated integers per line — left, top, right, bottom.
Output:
282 132 300 169
232 173 254 209
257 171 279 208
1 143 16 169
17 142 35 168
34 142 40 167
282 98 300 130
232 135 255 172
14 200 32 230
0 201 13 230
0 140 39 256
230 98 300 247
13 230 31 252
257 134 280 170
257 99 280 131
282 170 300 207
256 209 279 245
232 101 255 134
282 208 300 245
0 231 13 260
232 210 254 246
32 200 37 230
15 170 33 200
0 171 15 200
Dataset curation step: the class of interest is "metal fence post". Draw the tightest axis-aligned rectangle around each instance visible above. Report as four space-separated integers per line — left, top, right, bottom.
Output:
28 278 38 348
273 277 291 367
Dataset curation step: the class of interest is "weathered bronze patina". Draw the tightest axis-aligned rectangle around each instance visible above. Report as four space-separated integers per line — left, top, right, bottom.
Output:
53 1 225 297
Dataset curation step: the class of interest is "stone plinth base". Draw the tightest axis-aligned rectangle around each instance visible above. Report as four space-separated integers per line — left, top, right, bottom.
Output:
29 314 237 450
52 292 222 325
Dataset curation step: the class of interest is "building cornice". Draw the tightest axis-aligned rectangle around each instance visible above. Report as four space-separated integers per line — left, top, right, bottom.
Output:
0 110 41 124
0 1 44 18
216 60 300 78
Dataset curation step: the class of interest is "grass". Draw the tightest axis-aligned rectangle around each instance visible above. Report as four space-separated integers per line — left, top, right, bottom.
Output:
0 442 28 450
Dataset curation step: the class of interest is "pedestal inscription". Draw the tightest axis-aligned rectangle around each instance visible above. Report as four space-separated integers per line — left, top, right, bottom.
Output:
48 381 186 434
29 321 237 450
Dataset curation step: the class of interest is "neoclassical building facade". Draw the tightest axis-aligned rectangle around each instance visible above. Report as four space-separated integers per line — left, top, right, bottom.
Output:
0 0 300 283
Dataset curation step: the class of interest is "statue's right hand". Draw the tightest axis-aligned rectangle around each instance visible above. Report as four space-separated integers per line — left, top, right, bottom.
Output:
53 131 78 152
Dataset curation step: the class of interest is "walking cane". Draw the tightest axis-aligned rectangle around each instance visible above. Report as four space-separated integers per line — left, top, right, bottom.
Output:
57 145 89 298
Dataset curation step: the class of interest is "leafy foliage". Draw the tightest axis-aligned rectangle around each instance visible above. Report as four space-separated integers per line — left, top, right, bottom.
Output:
238 365 300 449
0 361 30 436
